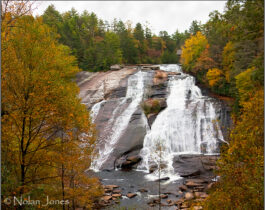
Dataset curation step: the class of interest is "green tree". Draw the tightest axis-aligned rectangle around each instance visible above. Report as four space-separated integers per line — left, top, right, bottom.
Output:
189 20 201 35
42 4 63 32
133 23 146 63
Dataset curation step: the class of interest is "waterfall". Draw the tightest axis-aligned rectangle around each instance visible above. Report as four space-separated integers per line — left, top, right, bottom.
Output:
90 100 105 122
138 64 224 181
90 71 145 171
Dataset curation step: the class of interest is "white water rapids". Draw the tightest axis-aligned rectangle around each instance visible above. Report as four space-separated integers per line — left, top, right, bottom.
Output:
90 71 145 171
137 64 224 181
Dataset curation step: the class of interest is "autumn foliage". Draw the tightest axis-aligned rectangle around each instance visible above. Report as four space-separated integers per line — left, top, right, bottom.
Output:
206 68 224 87
203 89 264 209
1 2 103 209
181 31 208 72
180 0 264 209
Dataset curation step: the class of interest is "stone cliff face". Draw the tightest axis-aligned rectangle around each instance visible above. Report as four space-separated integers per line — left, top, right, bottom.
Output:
77 65 232 171
77 67 137 109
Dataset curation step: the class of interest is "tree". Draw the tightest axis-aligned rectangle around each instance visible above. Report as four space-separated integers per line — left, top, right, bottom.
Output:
223 0 264 76
42 4 63 32
1 0 34 28
206 68 224 87
133 23 147 63
180 31 208 72
222 41 235 82
189 20 201 35
1 13 102 208
172 29 190 50
203 10 229 66
94 31 122 71
204 89 264 210
235 67 256 105
119 29 139 64
161 50 178 64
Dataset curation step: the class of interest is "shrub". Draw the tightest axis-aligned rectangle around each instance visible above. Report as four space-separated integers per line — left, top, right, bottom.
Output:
141 99 161 115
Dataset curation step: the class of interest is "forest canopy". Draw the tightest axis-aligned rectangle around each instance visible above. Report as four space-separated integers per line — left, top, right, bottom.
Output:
42 4 194 71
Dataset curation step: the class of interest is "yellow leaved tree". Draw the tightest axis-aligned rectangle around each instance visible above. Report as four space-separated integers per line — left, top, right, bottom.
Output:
180 31 208 72
235 67 256 105
222 41 235 82
1 4 102 209
206 68 224 87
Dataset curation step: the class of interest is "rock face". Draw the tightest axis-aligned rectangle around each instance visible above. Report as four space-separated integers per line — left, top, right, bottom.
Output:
180 169 201 177
195 81 233 140
140 68 169 128
149 83 168 98
219 101 233 139
94 103 148 170
77 67 137 108
79 67 148 171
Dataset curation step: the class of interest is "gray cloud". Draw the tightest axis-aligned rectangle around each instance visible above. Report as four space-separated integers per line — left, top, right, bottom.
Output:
33 1 226 35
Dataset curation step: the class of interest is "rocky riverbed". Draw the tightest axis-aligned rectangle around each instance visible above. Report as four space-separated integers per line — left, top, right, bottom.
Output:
88 154 219 209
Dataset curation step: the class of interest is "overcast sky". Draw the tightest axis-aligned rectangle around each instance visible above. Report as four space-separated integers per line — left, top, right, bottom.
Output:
33 1 227 35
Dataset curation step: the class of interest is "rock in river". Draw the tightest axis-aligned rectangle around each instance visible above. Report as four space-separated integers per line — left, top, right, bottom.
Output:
126 193 137 198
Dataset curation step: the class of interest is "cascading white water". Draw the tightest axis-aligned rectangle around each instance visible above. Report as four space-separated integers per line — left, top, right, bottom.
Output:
90 71 145 171
90 100 105 122
138 64 224 181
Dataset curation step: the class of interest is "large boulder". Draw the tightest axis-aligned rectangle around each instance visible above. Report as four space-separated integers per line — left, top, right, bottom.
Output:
194 192 208 199
102 195 112 202
180 169 201 177
173 154 217 179
147 113 157 127
127 155 142 163
119 155 142 169
149 165 157 173
141 98 167 127
110 64 122 71
126 193 137 198
179 185 188 192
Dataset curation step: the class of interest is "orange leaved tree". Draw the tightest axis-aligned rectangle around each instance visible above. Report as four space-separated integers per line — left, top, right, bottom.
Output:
1 10 102 209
